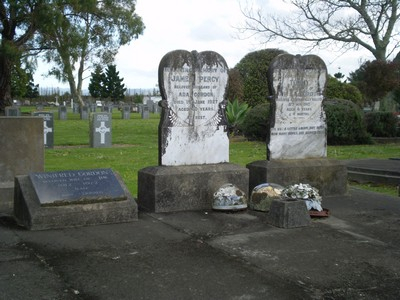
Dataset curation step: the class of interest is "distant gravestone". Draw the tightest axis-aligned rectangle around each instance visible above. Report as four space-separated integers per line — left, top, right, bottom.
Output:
14 168 138 230
103 105 113 113
32 111 54 149
141 105 149 119
90 103 96 112
58 105 67 120
90 112 112 148
80 105 89 120
267 54 327 160
158 50 229 166
5 106 21 116
121 105 131 119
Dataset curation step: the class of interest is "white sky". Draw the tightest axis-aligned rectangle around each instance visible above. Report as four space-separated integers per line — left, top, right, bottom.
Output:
34 0 375 91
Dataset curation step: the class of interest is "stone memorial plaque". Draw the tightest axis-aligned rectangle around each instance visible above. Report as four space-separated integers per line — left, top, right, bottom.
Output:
122 105 131 119
158 50 229 166
141 105 149 119
90 112 112 147
32 111 54 149
29 168 126 206
267 54 327 160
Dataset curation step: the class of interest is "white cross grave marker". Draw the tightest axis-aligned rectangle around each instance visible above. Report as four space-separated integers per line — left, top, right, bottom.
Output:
43 121 53 145
95 121 110 144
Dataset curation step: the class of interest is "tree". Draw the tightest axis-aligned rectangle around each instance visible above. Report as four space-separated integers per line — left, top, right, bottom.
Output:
233 49 285 107
239 1 400 61
0 1 48 112
103 65 126 102
24 73 39 100
349 60 400 105
39 1 144 106
325 75 363 107
88 65 106 99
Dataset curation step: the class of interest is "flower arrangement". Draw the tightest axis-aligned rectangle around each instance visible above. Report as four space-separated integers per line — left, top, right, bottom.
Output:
281 183 323 211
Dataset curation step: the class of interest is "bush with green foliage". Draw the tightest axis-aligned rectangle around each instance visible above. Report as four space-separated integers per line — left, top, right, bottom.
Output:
325 76 363 107
239 103 270 141
364 112 399 137
225 98 249 135
323 98 372 145
233 49 286 107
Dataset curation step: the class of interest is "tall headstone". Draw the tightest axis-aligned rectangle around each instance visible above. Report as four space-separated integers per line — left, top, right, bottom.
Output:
90 112 112 148
158 50 229 166
32 111 54 149
267 54 327 159
58 105 67 120
5 106 21 116
138 50 248 212
0 117 44 215
246 54 347 196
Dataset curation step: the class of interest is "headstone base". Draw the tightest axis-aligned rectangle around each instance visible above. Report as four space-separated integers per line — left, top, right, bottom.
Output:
137 163 249 212
247 159 347 196
0 182 13 215
14 174 138 230
268 199 310 228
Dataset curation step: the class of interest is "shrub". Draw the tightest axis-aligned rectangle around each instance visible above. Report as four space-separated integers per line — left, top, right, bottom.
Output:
225 98 249 136
323 98 372 145
240 103 270 141
364 112 399 137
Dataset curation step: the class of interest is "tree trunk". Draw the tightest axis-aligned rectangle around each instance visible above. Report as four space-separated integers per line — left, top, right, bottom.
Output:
0 53 13 114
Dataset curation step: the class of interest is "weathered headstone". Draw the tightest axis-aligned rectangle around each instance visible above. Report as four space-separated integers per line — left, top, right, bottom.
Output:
121 105 131 119
32 111 54 149
138 50 248 212
80 105 89 120
0 117 44 215
58 105 67 120
141 105 149 119
103 104 113 113
90 112 112 148
158 50 229 166
14 168 137 230
247 54 347 196
267 54 327 159
5 106 21 116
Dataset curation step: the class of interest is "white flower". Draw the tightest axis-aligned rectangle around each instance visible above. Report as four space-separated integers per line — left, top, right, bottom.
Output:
282 183 323 211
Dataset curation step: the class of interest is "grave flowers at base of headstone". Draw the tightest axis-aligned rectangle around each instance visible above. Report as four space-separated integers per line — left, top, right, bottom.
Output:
281 183 329 217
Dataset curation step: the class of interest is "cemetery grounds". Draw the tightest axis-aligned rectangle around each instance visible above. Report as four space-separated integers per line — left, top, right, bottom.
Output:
23 107 399 197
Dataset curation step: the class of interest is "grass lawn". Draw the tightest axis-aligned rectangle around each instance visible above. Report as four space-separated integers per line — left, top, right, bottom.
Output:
39 107 399 197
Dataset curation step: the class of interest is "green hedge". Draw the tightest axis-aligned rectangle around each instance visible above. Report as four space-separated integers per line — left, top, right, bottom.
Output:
364 112 399 137
240 103 270 141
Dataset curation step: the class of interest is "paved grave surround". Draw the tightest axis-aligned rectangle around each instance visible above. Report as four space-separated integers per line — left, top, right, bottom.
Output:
0 117 44 215
138 50 248 212
247 54 347 196
14 168 137 230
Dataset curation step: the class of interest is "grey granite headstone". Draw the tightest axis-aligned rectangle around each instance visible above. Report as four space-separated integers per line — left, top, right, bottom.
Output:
58 105 67 120
32 112 54 149
0 117 44 215
90 112 112 148
14 168 137 230
158 50 229 166
80 105 89 120
267 54 327 160
121 105 131 119
5 106 21 116
141 105 149 119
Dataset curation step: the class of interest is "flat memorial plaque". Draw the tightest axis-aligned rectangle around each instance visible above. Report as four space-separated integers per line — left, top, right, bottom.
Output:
29 168 127 206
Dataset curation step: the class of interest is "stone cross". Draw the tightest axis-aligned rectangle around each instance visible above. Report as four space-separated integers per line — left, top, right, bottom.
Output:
95 121 110 144
43 121 53 145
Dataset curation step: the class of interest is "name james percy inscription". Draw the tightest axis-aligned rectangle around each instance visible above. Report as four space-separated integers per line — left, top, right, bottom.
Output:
30 168 126 206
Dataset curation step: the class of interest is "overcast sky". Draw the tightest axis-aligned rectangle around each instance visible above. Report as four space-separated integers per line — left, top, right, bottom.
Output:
34 0 375 91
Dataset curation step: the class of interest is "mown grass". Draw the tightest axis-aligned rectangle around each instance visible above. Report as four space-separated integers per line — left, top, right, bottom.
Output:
36 107 399 197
